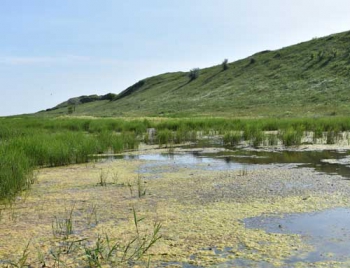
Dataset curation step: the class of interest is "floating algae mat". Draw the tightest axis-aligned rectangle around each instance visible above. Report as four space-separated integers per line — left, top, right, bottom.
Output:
244 208 350 264
3 145 350 267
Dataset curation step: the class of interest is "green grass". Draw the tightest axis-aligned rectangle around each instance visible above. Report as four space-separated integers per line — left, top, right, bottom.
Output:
35 30 350 118
0 118 140 201
2 116 350 201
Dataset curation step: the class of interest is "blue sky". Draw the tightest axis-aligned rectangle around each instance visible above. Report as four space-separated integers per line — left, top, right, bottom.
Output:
1 0 350 116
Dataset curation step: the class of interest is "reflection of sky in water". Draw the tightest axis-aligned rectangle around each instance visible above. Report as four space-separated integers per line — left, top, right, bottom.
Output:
244 208 350 263
130 153 247 173
95 148 350 178
120 149 350 178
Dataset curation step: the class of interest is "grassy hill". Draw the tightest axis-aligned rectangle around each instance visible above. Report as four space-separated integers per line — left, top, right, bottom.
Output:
39 30 350 118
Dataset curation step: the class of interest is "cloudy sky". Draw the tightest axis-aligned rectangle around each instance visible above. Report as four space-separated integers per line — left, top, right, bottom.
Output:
1 0 350 116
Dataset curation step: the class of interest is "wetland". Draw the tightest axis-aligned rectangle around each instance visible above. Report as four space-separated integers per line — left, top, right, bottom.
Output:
2 117 350 267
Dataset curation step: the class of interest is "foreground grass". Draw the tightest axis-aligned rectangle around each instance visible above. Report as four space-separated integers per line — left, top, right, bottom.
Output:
0 118 140 201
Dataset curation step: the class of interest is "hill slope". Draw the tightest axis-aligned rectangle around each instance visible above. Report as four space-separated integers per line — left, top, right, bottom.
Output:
40 30 350 118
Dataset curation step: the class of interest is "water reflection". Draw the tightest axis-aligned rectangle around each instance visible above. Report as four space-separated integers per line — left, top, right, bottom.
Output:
244 208 350 263
91 148 350 179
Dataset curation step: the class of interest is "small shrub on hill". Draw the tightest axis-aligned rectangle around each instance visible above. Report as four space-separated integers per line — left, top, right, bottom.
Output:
188 68 200 81
222 59 229 71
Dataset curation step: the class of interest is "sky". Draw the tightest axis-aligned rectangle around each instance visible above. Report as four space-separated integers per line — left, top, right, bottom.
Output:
1 0 350 116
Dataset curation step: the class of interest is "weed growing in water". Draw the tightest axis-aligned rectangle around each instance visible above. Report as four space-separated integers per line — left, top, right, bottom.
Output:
223 132 242 146
98 169 108 186
112 170 120 185
9 240 31 268
265 134 278 146
157 129 173 148
4 116 350 202
127 180 134 197
137 174 147 198
279 127 303 146
52 206 75 240
238 167 248 176
49 246 63 268
85 204 99 227
326 130 340 144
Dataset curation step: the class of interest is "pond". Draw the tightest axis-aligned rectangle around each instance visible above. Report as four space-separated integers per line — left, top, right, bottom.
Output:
94 146 350 266
98 147 350 179
244 208 350 264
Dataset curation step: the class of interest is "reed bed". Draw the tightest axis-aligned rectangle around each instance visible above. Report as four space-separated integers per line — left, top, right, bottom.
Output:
1 116 350 200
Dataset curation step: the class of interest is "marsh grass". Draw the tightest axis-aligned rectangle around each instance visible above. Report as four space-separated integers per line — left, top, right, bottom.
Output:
2 116 350 201
223 132 242 146
265 133 279 146
279 127 303 146
85 204 99 227
9 240 31 268
112 170 120 185
83 209 161 267
137 174 147 198
16 208 162 267
52 206 75 240
0 119 140 201
238 167 248 176
0 146 33 202
157 129 172 147
98 169 108 186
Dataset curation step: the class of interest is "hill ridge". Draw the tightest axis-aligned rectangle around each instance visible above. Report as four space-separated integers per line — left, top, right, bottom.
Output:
42 30 350 118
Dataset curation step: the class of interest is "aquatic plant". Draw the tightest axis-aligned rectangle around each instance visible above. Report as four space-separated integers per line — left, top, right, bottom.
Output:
279 127 303 146
9 240 31 268
223 132 242 146
52 206 75 240
2 116 350 201
137 174 147 198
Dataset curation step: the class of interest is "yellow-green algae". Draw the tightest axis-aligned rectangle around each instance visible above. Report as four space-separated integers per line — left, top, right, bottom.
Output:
1 152 350 267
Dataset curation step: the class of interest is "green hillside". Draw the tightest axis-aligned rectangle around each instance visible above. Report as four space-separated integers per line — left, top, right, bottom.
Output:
40 30 350 118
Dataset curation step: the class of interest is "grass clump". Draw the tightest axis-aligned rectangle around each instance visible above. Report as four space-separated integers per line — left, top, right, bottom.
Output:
223 132 242 146
0 146 34 202
279 127 303 146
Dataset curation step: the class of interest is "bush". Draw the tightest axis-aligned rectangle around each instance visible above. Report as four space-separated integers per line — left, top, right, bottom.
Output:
80 95 101 103
188 68 200 81
222 59 229 70
101 93 118 101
